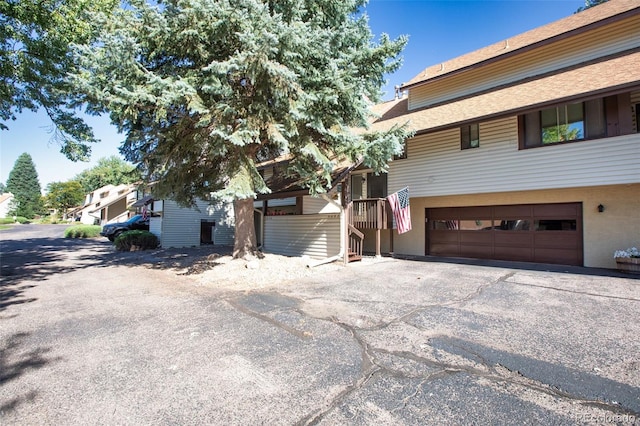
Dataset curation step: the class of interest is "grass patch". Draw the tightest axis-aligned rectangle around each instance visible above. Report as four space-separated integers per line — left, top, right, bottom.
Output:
64 225 102 239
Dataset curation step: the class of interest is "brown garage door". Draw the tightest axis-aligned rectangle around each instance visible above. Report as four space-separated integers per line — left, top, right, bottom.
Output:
426 203 583 266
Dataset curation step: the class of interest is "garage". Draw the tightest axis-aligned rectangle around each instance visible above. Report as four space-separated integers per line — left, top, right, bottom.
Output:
426 203 583 266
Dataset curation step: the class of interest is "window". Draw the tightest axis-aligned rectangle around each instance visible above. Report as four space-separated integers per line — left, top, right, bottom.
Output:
461 123 479 149
394 140 408 159
519 94 634 149
349 172 387 200
541 103 584 144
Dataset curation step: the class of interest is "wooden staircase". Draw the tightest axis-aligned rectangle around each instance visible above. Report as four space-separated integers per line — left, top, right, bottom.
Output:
347 224 364 262
345 199 391 263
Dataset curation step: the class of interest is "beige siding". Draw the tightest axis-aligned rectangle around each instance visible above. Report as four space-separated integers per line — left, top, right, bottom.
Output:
389 184 640 269
149 217 162 239
160 199 234 248
207 201 235 246
409 14 640 110
263 214 340 259
302 195 341 214
389 117 640 197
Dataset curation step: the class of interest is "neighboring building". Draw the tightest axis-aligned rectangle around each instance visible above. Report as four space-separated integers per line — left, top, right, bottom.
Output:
0 193 14 218
136 196 235 248
74 184 138 225
355 0 640 269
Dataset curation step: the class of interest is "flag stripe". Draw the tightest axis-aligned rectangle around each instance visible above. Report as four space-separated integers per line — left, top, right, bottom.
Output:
387 187 412 234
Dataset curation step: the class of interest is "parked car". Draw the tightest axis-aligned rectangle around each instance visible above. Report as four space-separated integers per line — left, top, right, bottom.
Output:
100 215 150 241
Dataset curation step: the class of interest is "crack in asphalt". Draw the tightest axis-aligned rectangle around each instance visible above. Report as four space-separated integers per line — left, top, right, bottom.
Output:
225 299 312 340
226 272 639 423
505 280 640 302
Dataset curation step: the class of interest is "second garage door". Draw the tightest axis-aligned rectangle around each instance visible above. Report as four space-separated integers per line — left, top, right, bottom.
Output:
426 203 583 266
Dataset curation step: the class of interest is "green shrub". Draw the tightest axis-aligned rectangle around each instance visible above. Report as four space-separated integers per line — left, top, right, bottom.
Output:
15 216 30 224
64 225 102 238
0 217 15 224
114 230 159 251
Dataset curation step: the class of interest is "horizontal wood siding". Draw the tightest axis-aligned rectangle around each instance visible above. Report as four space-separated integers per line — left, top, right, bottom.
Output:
302 196 340 214
389 117 640 197
409 14 640 110
207 201 235 246
263 214 340 259
149 217 162 239
160 199 234 248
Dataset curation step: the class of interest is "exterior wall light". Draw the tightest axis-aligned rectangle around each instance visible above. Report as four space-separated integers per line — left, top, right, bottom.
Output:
597 204 605 213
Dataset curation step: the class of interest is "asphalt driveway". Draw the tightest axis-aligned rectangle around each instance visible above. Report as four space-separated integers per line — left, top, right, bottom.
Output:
1 225 639 425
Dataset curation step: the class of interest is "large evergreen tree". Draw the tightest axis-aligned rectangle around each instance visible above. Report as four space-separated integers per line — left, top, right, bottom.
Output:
1 0 118 161
74 0 411 258
6 153 43 218
74 156 140 193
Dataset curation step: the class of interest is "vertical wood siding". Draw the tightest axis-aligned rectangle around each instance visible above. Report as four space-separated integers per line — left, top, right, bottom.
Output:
263 214 340 259
389 117 640 197
160 199 234 248
409 15 640 110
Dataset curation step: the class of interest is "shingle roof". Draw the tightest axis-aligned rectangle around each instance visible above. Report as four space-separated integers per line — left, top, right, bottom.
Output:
402 0 640 89
256 156 360 200
371 50 640 134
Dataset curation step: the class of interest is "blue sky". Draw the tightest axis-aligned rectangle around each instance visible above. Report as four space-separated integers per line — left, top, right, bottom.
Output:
0 0 586 191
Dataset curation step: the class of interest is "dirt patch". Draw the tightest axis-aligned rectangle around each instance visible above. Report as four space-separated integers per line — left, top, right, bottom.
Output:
120 245 345 290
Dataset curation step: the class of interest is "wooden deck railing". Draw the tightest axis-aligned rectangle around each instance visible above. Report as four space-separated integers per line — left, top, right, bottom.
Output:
350 198 392 230
345 198 393 262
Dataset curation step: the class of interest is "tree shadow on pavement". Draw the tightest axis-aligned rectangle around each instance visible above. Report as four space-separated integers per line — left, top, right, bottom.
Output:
428 336 640 415
0 235 233 290
0 332 60 414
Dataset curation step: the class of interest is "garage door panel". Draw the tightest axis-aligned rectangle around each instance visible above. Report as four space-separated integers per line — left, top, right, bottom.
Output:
493 205 533 217
535 248 579 265
430 243 459 256
457 207 492 220
494 233 533 247
534 233 579 249
426 203 583 266
460 232 493 244
430 231 458 243
494 246 534 261
533 203 579 217
460 245 493 259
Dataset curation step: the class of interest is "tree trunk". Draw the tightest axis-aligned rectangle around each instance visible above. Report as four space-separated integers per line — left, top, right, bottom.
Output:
233 197 258 259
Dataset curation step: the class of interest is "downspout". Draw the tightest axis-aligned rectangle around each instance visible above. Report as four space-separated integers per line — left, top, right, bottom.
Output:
254 207 264 249
306 194 346 268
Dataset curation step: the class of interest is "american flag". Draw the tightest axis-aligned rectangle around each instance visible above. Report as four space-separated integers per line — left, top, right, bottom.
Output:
387 187 412 234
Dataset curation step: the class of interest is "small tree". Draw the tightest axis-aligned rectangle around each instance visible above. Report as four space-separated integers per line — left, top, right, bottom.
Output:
74 156 140 193
45 180 85 219
75 0 411 259
6 153 43 218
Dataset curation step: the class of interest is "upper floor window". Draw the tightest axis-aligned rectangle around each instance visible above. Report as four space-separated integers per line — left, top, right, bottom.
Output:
394 141 408 160
461 123 480 150
519 93 633 149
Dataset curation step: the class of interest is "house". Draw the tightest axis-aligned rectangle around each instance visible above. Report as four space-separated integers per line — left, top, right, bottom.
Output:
74 184 138 225
134 196 235 249
254 156 361 263
353 0 640 269
0 193 14 218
